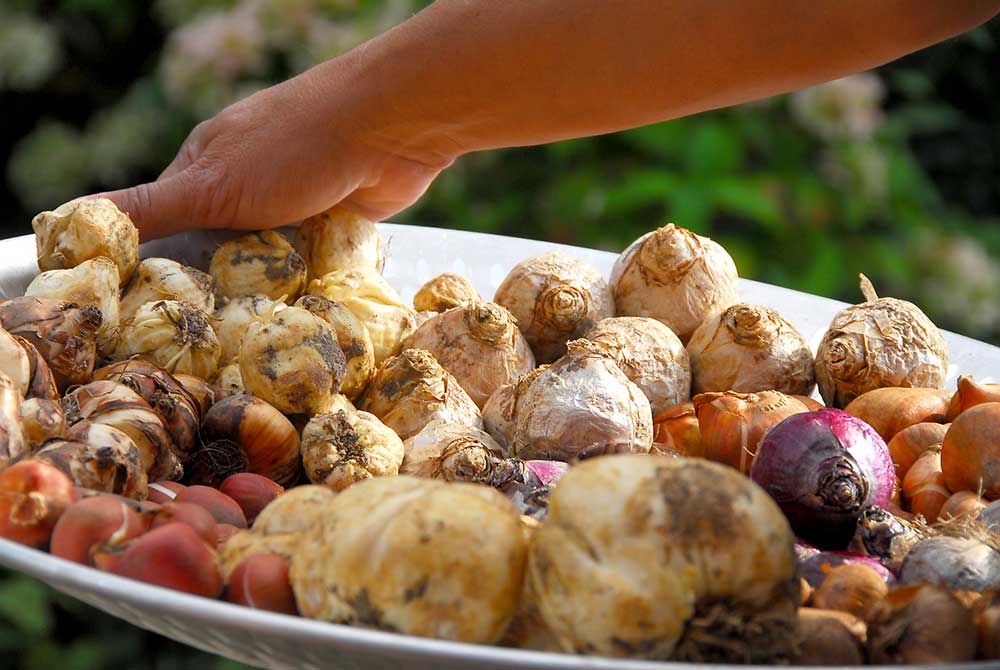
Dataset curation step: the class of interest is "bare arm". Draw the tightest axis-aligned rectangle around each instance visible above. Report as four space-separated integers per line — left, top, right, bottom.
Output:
104 1 999 238
337 1 998 157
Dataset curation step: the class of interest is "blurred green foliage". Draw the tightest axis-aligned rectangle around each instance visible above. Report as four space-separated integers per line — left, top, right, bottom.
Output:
0 3 998 667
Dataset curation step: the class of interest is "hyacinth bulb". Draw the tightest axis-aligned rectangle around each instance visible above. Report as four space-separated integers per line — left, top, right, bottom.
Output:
494 251 613 363
816 275 947 408
610 224 738 344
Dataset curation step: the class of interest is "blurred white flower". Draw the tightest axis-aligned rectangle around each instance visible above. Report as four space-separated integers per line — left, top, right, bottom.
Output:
819 142 888 203
916 235 1000 336
791 73 885 141
161 4 266 114
0 13 62 91
290 17 367 71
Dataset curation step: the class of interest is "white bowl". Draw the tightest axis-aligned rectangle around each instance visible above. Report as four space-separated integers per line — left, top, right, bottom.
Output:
0 224 998 670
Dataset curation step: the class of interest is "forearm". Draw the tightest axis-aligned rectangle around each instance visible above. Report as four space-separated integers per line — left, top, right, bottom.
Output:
318 0 998 163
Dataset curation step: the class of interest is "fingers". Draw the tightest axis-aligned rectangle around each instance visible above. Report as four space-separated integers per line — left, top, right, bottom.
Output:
98 173 194 242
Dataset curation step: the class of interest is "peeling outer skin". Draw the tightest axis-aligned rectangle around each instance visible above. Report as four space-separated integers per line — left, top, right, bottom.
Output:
402 302 535 408
239 306 346 416
217 529 303 581
93 359 203 463
412 273 480 313
0 297 102 390
511 340 652 462
0 373 26 470
250 485 337 536
494 251 613 364
35 423 148 501
357 349 482 441
289 476 527 644
112 300 221 381
293 207 384 282
687 303 815 397
529 456 799 662
294 295 376 401
816 290 948 409
301 410 404 492
119 258 215 323
31 197 139 285
62 380 181 483
0 328 31 398
210 230 307 303
610 225 739 344
15 336 59 401
400 420 508 482
583 316 691 415
306 267 417 366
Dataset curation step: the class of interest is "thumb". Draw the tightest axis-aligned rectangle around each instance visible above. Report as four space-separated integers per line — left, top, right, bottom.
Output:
97 172 194 242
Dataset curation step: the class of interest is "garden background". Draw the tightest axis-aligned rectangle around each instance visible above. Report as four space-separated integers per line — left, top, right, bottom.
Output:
0 1 998 667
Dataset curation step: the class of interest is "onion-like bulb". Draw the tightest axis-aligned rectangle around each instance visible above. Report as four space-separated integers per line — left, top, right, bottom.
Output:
289 476 527 644
610 224 739 343
119 258 214 323
401 421 507 481
92 359 202 463
201 394 301 487
652 401 701 456
212 295 285 366
20 398 65 452
692 390 812 473
529 455 799 662
301 410 403 491
940 401 1000 499
511 339 652 461
34 421 147 500
31 197 138 284
239 305 346 415
494 251 613 363
868 584 976 665
113 300 221 380
0 373 26 470
582 316 690 415
62 380 180 482
210 230 307 302
0 297 102 390
402 301 535 408
482 365 548 453
25 257 121 356
357 349 482 441
816 275 948 408
947 374 1000 420
294 206 383 281
686 303 815 396
413 273 480 313
294 295 375 400
306 267 417 365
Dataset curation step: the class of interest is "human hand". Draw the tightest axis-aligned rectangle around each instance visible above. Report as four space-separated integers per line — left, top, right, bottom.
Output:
99 61 454 241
